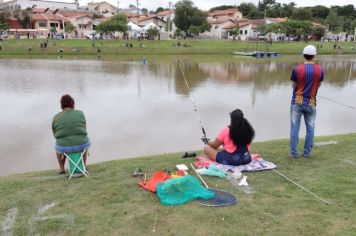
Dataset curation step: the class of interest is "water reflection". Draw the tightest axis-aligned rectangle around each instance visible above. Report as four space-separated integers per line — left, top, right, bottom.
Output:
0 55 355 176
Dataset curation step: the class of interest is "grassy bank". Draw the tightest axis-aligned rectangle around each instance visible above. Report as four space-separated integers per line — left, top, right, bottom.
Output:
1 133 356 235
0 39 356 56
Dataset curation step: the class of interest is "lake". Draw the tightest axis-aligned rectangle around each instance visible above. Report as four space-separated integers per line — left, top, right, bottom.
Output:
0 54 355 176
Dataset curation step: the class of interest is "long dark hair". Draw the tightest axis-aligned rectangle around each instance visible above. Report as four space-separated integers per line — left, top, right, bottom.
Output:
229 109 255 146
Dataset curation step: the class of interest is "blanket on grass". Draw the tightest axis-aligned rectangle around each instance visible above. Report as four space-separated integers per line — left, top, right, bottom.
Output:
194 154 277 172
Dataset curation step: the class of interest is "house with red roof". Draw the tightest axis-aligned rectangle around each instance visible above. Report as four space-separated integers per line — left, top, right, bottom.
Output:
128 15 166 31
31 12 68 34
202 17 253 40
207 8 243 22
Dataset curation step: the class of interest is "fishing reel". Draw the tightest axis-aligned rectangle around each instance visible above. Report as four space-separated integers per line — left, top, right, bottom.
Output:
201 136 210 145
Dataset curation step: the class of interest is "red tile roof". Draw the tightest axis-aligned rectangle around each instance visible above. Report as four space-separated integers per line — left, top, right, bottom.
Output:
266 17 288 23
156 10 174 16
208 17 235 25
7 18 23 29
222 22 237 29
208 8 241 17
238 20 252 28
129 15 165 23
59 11 93 18
31 13 68 22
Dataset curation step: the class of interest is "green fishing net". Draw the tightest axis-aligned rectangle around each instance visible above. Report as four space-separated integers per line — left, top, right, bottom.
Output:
156 176 215 206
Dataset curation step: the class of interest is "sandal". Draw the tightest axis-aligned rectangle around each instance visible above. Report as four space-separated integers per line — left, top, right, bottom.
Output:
132 168 143 177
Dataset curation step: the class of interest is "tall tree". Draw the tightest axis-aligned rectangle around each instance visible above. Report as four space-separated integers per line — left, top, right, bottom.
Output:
258 0 276 12
96 13 128 33
279 3 296 18
310 5 330 20
336 4 355 17
238 2 256 17
0 7 10 30
209 5 236 12
142 8 148 14
325 9 343 32
174 0 210 34
291 8 313 21
13 7 32 29
155 7 165 13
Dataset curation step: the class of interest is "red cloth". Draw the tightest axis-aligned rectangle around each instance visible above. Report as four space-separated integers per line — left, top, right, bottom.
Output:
138 171 170 192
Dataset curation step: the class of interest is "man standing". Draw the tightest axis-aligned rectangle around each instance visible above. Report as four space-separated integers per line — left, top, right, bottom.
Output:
290 45 324 159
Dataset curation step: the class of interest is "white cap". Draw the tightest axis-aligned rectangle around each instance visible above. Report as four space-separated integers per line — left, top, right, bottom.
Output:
303 45 317 55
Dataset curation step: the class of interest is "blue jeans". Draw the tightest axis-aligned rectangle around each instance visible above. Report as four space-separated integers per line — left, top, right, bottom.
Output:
55 140 91 154
290 104 316 157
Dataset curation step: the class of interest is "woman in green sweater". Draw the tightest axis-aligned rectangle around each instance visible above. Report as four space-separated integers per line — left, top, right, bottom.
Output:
52 95 91 174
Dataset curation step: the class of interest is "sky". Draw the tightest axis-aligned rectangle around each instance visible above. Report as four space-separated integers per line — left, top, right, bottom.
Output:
102 0 356 11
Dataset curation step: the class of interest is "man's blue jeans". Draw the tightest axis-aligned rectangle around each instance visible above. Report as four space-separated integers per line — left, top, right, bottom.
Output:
290 104 316 157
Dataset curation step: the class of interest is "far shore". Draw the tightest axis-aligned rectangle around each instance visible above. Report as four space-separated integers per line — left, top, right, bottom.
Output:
1 39 356 56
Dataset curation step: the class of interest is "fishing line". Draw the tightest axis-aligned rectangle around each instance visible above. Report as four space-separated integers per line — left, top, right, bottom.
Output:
319 95 356 111
142 172 159 232
343 159 356 165
272 169 331 205
178 61 209 144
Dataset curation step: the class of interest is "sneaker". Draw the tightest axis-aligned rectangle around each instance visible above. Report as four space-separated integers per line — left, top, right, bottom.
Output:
58 170 66 175
181 152 197 158
302 154 311 159
290 155 298 159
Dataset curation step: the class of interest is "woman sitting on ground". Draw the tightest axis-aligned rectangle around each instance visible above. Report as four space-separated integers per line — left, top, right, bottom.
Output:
204 109 255 166
52 94 91 174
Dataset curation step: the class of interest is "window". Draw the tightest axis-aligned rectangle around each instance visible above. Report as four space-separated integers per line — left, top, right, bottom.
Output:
240 30 243 34
39 21 46 27
215 26 218 29
245 30 248 35
50 23 58 28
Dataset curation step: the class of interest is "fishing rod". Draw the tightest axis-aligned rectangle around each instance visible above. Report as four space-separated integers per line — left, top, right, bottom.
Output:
178 61 209 145
319 95 356 111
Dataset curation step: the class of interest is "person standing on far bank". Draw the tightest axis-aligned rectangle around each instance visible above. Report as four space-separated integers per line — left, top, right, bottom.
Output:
290 45 324 159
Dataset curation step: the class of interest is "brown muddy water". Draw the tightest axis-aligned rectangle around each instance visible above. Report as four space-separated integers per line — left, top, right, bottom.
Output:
0 55 355 176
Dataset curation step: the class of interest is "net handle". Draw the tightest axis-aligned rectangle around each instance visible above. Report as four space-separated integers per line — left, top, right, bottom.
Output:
190 163 209 189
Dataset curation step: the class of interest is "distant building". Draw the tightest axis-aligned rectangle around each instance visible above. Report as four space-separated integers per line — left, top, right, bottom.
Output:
203 18 236 38
0 0 78 11
122 5 143 16
85 1 117 17
58 10 94 37
31 11 67 34
128 15 166 30
156 10 175 33
207 8 243 22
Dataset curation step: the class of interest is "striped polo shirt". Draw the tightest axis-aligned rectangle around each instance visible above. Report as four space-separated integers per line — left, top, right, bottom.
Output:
290 63 324 107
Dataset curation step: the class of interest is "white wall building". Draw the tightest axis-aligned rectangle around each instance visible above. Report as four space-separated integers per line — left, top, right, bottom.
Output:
156 10 176 33
86 1 117 17
203 18 236 38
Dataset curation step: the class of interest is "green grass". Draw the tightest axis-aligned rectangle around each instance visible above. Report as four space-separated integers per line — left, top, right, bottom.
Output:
0 39 356 56
1 133 356 235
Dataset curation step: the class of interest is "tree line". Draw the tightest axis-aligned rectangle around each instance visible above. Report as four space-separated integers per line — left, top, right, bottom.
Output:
232 0 356 34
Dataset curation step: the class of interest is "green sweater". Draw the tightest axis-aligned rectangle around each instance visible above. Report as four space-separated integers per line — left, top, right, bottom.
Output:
52 109 89 146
